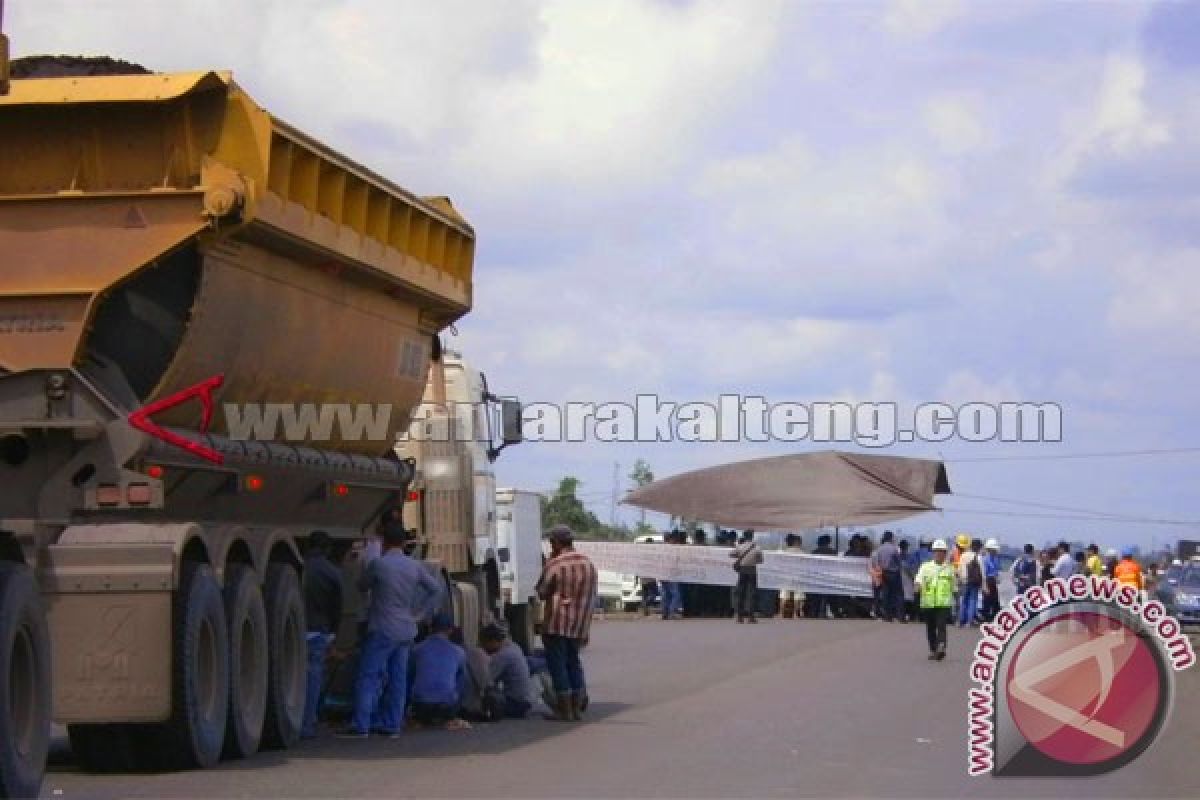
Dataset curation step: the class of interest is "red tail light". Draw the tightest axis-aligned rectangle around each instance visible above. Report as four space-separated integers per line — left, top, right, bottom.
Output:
245 475 265 492
332 483 350 498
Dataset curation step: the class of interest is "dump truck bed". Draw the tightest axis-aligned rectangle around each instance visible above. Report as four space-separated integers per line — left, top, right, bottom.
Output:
0 71 474 456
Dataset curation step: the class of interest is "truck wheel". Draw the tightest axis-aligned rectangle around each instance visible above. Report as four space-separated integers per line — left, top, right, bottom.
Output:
222 564 268 759
154 561 230 770
0 562 51 800
260 563 304 750
505 603 537 655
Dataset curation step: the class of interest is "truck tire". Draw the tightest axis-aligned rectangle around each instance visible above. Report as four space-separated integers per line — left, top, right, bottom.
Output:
505 602 537 655
221 564 268 759
0 562 51 800
260 563 305 750
153 561 230 770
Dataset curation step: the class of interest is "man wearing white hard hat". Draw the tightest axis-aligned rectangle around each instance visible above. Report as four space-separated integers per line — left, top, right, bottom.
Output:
913 540 956 661
980 539 1002 623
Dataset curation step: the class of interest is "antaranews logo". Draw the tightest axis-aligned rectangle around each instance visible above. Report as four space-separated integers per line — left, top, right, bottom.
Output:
967 575 1195 777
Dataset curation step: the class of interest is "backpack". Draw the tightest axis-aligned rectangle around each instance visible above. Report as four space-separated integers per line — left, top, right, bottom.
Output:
966 555 983 587
1014 556 1037 588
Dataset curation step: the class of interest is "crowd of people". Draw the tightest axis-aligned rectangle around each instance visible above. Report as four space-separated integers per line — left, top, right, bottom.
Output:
300 522 600 739
632 529 1152 627
300 518 1157 735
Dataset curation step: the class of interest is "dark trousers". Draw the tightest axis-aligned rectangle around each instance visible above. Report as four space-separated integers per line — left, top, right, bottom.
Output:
924 607 949 653
543 634 586 694
735 572 757 618
881 571 904 621
660 582 682 618
502 696 532 718
640 579 659 614
981 578 1000 621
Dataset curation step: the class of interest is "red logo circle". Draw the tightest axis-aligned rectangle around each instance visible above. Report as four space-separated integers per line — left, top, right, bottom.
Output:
1005 611 1163 766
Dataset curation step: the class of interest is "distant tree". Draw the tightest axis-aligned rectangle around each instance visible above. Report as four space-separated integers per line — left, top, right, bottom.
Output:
541 476 600 533
629 459 654 489
541 476 638 541
628 459 656 535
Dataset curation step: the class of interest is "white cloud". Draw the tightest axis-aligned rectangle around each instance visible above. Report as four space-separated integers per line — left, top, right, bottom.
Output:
1051 54 1171 187
881 0 963 38
924 95 988 154
938 371 1024 406
1091 55 1171 154
453 0 787 187
1108 249 1200 345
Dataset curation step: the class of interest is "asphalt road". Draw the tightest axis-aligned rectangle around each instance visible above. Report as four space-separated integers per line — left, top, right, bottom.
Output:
44 616 1199 799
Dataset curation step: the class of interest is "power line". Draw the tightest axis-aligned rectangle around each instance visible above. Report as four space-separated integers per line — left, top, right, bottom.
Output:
946 446 1200 463
935 506 1200 527
951 492 1177 523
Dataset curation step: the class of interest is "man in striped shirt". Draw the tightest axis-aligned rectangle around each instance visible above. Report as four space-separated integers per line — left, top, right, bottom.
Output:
536 525 598 722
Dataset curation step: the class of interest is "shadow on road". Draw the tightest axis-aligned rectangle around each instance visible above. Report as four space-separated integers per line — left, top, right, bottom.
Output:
46 702 634 777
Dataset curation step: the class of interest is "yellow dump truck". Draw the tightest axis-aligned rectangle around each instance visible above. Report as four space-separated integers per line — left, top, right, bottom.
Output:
0 60 516 797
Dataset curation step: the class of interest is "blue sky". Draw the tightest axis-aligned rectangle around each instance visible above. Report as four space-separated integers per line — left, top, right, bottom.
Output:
12 0 1200 549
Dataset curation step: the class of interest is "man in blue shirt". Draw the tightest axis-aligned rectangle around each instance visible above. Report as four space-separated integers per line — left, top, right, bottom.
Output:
409 613 467 725
340 523 444 738
481 623 533 718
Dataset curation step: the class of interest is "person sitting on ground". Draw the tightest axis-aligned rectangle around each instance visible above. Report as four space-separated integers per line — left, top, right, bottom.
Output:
481 623 534 718
408 613 467 727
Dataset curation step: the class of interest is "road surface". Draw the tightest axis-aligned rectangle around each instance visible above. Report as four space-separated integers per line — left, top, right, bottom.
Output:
44 617 1199 799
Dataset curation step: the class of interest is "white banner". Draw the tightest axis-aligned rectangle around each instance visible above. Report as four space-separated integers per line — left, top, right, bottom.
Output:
575 541 874 597
758 552 874 597
575 542 736 586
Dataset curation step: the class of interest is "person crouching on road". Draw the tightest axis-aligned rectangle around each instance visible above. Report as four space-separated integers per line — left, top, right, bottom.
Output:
340 522 444 738
537 525 599 721
408 613 468 726
730 530 763 623
481 623 534 718
302 530 344 739
914 539 955 661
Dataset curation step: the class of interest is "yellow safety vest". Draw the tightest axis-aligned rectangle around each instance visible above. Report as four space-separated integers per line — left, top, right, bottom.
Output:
915 561 956 608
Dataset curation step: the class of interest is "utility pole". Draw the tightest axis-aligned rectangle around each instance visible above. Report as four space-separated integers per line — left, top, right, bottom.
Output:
610 461 619 528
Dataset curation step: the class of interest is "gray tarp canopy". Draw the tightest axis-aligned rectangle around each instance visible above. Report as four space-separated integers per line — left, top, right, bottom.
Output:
622 450 951 530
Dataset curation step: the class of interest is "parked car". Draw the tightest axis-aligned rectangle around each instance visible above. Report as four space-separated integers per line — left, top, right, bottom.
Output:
1158 564 1200 628
597 534 663 611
